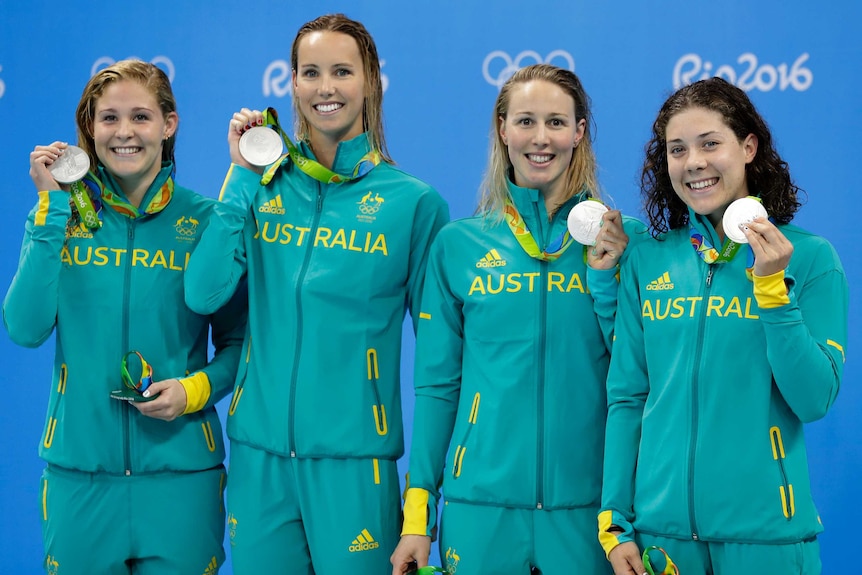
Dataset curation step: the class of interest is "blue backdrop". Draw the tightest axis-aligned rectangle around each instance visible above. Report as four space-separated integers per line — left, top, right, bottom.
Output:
1 1 859 573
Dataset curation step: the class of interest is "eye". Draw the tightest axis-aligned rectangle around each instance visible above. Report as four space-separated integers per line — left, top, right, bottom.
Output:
516 117 532 126
668 145 685 155
134 113 150 122
549 118 566 128
101 114 117 122
335 67 352 77
703 140 719 149
301 69 318 78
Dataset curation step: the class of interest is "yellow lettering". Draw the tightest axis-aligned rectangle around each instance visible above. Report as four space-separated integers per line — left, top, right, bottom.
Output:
671 297 686 318
744 298 760 319
370 234 388 256
168 251 184 271
111 249 126 266
348 230 364 252
642 300 655 321
280 223 293 244
468 276 486 296
60 246 72 265
295 227 310 246
331 228 347 249
566 273 586 294
686 297 702 317
253 219 260 240
655 298 672 320
93 247 109 266
72 246 92 266
260 221 280 243
150 250 168 269
706 296 725 317
486 274 504 294
725 296 743 318
132 249 149 268
524 272 540 292
547 272 565 292
506 274 522 292
315 227 332 248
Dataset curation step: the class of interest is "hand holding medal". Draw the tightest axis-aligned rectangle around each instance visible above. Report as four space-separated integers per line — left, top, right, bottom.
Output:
567 198 629 270
722 196 768 244
110 351 159 402
30 141 101 230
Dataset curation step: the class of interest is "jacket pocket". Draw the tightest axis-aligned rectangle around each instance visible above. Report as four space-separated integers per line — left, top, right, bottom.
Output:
228 336 251 416
770 426 795 519
43 364 68 449
367 348 388 436
452 393 480 479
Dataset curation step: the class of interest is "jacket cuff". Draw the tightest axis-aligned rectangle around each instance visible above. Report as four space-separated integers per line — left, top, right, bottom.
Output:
402 487 437 537
753 269 790 309
179 372 212 414
598 509 635 558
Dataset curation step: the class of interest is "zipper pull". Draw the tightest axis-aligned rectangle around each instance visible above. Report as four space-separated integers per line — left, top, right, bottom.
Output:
706 266 714 286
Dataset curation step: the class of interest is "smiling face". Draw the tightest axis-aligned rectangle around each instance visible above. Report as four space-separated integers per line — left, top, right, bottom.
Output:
499 79 585 201
292 30 366 147
92 79 177 200
665 106 758 232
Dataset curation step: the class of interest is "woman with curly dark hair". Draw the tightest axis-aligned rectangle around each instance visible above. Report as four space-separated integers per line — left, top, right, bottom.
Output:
598 77 847 575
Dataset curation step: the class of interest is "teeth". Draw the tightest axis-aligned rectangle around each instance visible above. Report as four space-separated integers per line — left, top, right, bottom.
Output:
113 147 140 155
689 178 718 190
527 154 552 163
315 103 342 113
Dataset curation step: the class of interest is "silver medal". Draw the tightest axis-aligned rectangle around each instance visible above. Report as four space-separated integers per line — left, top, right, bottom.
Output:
566 200 609 245
49 145 90 184
239 127 284 167
722 197 768 244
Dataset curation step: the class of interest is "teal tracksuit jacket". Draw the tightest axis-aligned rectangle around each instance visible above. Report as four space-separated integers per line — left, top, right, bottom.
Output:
184 134 449 460
403 182 645 535
599 210 848 549
3 164 245 474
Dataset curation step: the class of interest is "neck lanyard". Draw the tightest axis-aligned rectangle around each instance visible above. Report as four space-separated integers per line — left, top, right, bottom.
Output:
503 198 575 262
71 171 174 229
258 107 381 185
689 223 755 279
643 545 680 575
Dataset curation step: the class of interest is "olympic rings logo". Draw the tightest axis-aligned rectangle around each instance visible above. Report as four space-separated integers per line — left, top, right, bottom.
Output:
358 204 380 214
83 212 99 227
482 50 575 89
91 56 176 82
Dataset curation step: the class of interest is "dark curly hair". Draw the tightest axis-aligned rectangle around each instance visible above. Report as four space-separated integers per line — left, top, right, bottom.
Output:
641 77 802 238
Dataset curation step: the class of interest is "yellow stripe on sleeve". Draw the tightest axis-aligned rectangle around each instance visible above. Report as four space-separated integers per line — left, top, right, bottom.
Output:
752 270 790 309
827 339 845 363
35 191 51 226
179 372 212 414
218 166 236 201
419 312 431 320
401 488 430 536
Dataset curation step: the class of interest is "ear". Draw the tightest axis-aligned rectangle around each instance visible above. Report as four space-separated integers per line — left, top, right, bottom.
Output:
292 69 299 95
743 133 758 164
573 118 586 148
498 115 508 145
163 111 179 139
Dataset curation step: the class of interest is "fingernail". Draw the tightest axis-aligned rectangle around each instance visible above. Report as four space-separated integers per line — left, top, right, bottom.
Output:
591 249 597 256
143 390 150 397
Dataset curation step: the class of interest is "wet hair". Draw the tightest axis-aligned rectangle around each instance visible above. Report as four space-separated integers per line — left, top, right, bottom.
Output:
477 64 598 218
641 76 801 237
290 13 392 163
75 59 177 172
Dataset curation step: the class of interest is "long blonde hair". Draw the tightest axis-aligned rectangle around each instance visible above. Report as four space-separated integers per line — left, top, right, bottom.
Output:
477 64 598 218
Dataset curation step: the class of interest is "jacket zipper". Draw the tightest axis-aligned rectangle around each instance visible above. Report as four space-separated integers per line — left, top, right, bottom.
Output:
533 200 547 510
288 182 325 457
122 219 136 475
687 264 714 538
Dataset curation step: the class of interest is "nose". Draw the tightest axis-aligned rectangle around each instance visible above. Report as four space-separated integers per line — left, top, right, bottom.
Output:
686 149 706 171
317 72 334 96
532 124 549 146
116 117 134 139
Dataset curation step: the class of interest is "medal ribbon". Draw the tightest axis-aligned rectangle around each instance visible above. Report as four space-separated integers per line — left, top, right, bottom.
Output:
689 223 755 279
503 199 575 262
642 546 680 575
121 351 154 394
98 174 173 218
257 107 381 185
69 178 102 230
